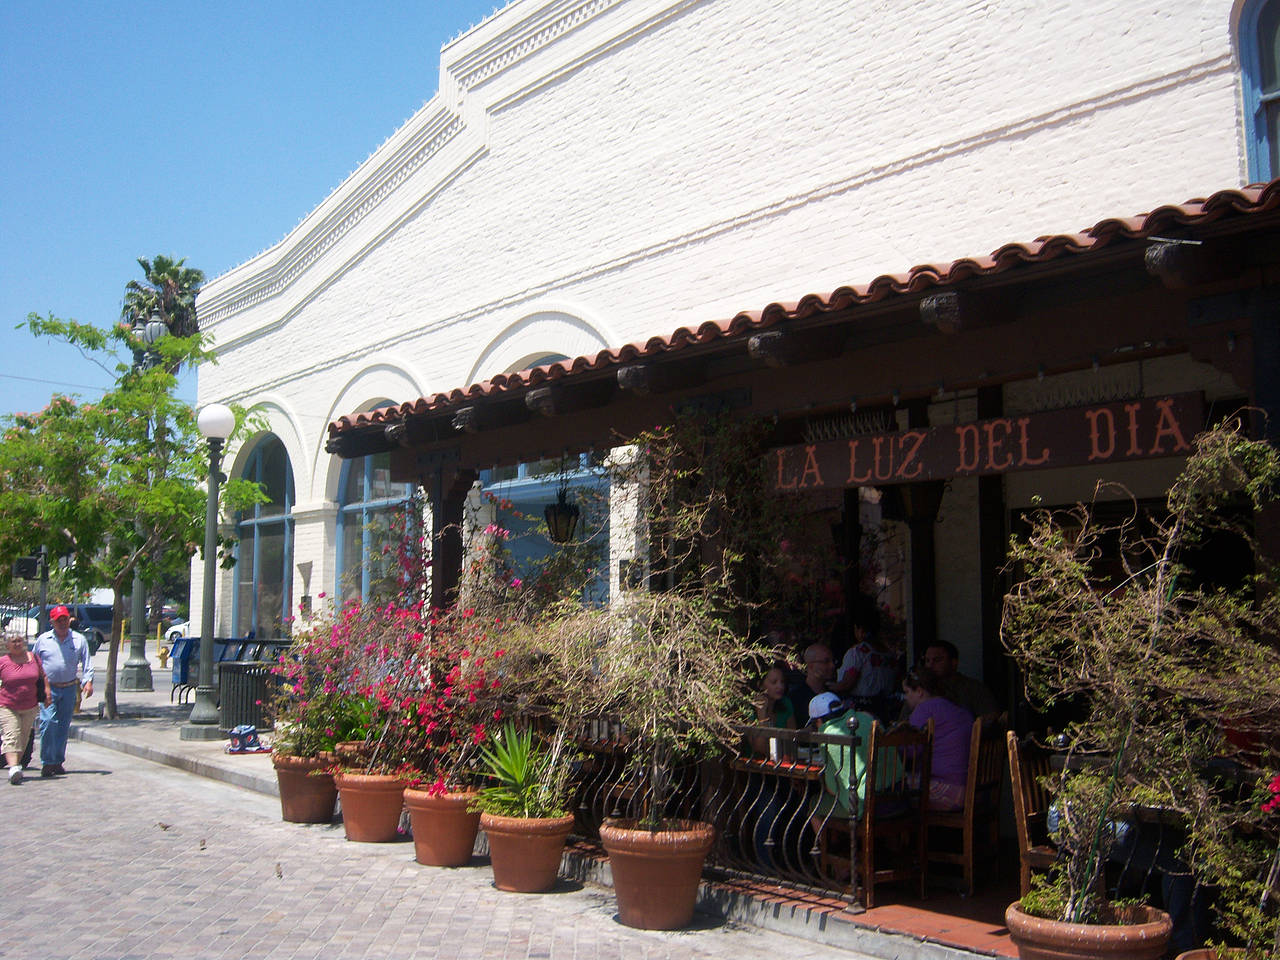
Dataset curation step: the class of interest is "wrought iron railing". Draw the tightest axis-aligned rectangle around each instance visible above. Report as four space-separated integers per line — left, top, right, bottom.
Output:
554 717 860 900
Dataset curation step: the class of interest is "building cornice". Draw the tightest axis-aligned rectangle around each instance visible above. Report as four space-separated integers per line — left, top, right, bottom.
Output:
198 0 650 337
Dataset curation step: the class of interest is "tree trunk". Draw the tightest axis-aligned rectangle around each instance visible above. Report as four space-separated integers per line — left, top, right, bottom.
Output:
102 582 128 719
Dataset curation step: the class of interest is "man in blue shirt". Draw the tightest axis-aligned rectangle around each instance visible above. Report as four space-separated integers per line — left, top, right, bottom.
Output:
32 605 94 777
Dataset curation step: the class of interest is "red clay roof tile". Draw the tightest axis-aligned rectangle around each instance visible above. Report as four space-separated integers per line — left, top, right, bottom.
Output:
329 180 1280 438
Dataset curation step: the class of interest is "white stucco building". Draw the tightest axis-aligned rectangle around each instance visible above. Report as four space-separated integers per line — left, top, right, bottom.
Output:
194 0 1279 654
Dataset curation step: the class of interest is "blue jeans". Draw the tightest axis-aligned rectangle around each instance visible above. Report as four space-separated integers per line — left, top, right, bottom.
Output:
39 685 77 766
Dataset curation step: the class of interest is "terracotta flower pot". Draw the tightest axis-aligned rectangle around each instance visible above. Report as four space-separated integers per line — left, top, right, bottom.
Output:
403 788 481 867
273 753 338 823
1175 951 1248 960
598 818 715 930
333 771 407 842
480 812 575 893
1005 902 1172 960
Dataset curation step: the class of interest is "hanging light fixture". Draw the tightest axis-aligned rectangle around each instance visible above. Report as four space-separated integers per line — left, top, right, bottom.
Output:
544 459 580 544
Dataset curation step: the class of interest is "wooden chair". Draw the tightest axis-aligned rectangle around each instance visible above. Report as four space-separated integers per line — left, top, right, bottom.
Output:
820 719 934 908
928 717 1006 895
1007 730 1058 896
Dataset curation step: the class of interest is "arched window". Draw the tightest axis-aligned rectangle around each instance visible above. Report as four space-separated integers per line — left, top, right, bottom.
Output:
1241 0 1280 180
233 435 295 638
336 450 416 604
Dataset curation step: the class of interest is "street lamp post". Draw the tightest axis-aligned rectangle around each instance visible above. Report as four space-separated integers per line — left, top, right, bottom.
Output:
121 313 169 691
180 402 235 741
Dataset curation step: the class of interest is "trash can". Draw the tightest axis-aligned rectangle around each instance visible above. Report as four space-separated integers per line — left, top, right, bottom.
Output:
218 661 274 732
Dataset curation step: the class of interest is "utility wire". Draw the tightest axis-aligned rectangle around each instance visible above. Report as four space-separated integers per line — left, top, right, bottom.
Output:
0 372 110 393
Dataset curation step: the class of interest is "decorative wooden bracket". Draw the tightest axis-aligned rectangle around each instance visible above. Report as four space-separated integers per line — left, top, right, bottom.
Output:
1145 239 1235 289
451 406 483 434
920 291 965 334
617 361 707 396
747 328 848 367
524 378 615 416
525 387 558 417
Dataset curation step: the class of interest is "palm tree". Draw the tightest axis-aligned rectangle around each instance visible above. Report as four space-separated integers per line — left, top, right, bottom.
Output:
122 255 204 339
119 255 206 644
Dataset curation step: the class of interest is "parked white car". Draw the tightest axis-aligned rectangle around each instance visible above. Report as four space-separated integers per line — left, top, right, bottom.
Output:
165 620 189 643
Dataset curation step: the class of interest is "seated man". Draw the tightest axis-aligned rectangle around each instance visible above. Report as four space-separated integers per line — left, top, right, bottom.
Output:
786 642 836 722
899 640 999 722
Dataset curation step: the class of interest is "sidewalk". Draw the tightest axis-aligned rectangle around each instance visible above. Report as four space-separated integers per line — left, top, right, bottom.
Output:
71 646 1015 960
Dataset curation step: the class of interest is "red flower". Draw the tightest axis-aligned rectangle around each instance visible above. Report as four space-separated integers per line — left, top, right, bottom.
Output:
1263 775 1280 813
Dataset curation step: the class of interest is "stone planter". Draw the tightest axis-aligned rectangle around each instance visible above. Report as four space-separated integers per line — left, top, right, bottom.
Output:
403 788 481 867
598 818 714 930
333 771 407 842
272 752 337 823
480 812 575 893
1005 902 1172 960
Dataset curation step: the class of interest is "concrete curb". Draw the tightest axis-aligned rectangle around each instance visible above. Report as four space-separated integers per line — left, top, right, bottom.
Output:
71 724 279 798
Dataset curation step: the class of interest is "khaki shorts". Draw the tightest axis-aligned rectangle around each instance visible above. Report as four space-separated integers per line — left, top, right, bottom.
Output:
0 705 38 757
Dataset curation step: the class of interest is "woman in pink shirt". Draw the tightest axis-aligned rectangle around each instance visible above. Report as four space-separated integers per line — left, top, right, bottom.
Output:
0 632 47 784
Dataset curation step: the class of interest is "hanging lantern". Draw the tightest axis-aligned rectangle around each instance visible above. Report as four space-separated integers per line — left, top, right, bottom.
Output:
544 487 580 544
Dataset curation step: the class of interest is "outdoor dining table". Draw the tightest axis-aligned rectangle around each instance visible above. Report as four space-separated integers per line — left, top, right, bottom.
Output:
729 755 824 784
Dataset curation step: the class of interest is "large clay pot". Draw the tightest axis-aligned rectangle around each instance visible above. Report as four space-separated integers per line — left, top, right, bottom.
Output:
1175 951 1248 960
403 788 481 867
598 818 715 930
1005 902 1172 960
480 812 575 893
273 753 338 823
333 771 407 842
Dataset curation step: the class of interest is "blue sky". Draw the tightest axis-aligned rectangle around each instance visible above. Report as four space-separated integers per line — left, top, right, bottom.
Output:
0 1 504 418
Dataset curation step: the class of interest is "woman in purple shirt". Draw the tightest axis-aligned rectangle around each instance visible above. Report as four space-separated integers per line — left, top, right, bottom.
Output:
0 632 47 784
902 667 973 811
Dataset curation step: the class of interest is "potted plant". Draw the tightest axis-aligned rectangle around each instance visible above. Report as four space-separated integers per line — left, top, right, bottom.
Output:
325 603 415 843
471 720 576 892
526 414 801 929
267 620 361 824
388 603 504 867
578 589 768 929
1001 419 1280 959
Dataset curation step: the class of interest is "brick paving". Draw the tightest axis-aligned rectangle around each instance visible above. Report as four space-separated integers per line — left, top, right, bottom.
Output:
1 741 859 960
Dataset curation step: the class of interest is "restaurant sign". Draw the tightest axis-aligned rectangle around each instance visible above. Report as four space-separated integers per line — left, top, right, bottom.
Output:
771 393 1204 491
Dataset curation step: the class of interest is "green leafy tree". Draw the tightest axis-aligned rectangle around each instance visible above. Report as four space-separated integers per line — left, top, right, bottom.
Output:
0 311 263 718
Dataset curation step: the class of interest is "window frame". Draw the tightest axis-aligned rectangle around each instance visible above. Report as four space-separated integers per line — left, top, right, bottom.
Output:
334 452 416 603
1240 0 1280 181
232 436 295 638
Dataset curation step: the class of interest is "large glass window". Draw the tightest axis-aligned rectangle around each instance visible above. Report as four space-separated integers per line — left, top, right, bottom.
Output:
233 436 295 638
336 451 416 604
479 451 610 604
1241 0 1280 180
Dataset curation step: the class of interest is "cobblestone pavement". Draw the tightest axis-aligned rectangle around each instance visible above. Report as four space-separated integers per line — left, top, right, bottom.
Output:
1 742 861 960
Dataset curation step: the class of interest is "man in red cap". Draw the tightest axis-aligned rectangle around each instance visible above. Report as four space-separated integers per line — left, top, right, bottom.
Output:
32 606 93 776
